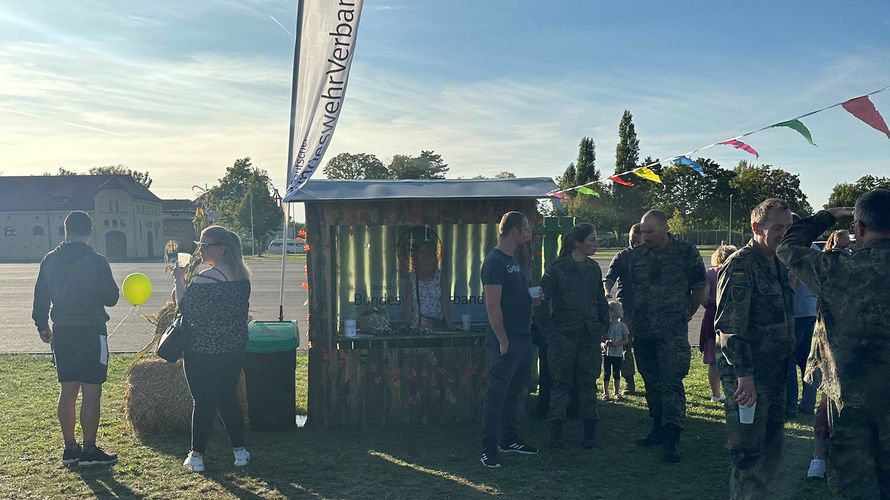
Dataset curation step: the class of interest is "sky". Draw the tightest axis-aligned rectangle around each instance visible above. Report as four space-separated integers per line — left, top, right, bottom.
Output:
1 0 889 222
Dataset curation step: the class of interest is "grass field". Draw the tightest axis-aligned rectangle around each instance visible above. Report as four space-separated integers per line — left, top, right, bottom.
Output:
0 350 828 499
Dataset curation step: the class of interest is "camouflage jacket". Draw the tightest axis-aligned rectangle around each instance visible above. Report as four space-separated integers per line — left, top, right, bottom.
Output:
714 241 794 382
538 254 609 339
777 210 890 410
629 236 707 339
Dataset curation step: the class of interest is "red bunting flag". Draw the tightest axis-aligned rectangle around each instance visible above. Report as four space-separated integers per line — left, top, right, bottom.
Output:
842 96 890 139
719 139 760 158
608 174 634 187
551 192 566 199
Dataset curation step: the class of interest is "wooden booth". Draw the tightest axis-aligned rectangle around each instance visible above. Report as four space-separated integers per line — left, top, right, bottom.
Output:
291 178 557 427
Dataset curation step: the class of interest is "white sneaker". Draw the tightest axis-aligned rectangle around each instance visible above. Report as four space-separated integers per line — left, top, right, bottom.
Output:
183 453 205 472
807 458 826 479
233 448 250 467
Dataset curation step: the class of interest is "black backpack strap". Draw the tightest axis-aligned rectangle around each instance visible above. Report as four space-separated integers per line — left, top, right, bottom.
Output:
198 267 228 282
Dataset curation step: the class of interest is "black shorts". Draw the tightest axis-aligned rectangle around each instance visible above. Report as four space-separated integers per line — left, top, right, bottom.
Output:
52 325 109 384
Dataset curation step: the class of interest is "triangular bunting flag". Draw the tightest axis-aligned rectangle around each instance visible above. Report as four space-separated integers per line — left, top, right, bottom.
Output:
577 186 600 196
631 167 663 184
772 119 815 145
841 96 890 139
674 156 705 176
608 174 634 187
718 139 760 158
551 191 566 199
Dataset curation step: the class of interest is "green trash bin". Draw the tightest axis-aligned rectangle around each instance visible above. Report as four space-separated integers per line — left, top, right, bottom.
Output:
244 320 299 431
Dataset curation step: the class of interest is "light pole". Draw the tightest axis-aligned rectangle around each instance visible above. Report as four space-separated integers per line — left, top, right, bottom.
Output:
249 188 256 256
727 193 734 245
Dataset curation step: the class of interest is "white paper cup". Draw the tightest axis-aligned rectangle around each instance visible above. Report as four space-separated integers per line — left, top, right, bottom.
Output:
739 402 756 424
176 252 191 268
528 286 543 299
461 314 472 332
345 319 357 337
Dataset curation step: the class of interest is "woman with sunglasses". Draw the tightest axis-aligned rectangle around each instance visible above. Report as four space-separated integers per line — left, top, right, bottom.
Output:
173 225 252 472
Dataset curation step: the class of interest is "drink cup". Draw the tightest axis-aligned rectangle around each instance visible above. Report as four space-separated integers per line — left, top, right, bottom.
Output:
461 314 472 332
176 252 191 268
739 402 756 424
528 286 543 299
345 319 357 337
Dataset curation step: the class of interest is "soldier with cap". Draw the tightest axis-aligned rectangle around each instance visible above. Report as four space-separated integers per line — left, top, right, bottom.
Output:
777 189 890 498
714 198 795 499
630 209 707 462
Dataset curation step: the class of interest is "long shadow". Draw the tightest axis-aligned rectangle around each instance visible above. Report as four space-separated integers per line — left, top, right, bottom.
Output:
73 466 139 499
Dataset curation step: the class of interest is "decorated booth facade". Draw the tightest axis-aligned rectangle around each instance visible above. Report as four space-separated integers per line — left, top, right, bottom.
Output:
291 178 557 426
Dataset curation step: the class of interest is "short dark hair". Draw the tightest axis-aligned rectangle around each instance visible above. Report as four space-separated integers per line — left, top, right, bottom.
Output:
641 210 667 225
750 198 790 225
855 189 890 233
499 211 527 237
64 211 92 237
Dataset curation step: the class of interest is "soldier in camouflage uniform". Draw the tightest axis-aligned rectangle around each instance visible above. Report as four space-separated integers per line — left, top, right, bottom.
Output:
539 223 610 449
776 190 890 499
714 199 795 499
630 210 708 462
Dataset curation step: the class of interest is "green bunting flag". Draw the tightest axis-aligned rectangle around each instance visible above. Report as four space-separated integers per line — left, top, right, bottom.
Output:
577 186 600 197
772 119 816 146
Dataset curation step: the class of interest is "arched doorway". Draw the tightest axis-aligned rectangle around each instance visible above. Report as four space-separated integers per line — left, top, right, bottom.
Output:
105 231 127 260
147 231 154 257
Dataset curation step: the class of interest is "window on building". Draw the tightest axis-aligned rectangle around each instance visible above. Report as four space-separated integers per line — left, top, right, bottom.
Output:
105 219 110 227
4 226 15 237
33 226 44 236
112 219 118 228
109 201 113 212
121 219 126 228
115 201 119 212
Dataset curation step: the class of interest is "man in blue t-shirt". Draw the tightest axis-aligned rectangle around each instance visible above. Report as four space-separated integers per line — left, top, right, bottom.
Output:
479 211 539 468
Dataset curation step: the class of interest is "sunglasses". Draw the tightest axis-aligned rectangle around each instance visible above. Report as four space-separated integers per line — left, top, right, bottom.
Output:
194 241 223 250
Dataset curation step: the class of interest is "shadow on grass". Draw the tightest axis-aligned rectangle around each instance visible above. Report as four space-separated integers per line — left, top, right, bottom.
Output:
73 465 139 498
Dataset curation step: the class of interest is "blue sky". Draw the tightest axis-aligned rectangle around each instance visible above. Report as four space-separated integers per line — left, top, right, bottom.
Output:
1 0 889 220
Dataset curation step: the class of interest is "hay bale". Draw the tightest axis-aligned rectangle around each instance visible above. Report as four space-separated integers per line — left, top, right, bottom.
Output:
125 357 249 437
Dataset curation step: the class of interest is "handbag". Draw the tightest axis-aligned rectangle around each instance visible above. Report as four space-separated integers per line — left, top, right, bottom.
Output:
156 311 191 362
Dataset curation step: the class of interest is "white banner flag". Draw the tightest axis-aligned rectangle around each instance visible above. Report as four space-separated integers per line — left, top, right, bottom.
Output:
284 0 364 200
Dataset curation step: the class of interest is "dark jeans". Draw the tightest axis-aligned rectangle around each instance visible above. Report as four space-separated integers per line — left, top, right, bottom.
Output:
481 334 532 449
184 351 246 454
604 356 623 382
786 316 817 415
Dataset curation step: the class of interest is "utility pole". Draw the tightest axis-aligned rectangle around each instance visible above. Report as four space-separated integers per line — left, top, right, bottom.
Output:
249 188 256 256
727 193 734 245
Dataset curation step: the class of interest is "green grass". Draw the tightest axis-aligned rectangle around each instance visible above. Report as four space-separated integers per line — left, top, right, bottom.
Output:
0 350 828 499
594 245 719 262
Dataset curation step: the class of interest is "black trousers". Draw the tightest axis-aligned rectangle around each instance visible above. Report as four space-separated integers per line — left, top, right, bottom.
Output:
481 335 532 448
183 351 246 454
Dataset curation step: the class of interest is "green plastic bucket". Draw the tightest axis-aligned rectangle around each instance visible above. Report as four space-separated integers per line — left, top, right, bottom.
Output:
247 320 299 353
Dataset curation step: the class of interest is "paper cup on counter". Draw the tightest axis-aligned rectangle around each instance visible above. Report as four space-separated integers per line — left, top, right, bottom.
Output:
461 314 472 332
345 319 357 337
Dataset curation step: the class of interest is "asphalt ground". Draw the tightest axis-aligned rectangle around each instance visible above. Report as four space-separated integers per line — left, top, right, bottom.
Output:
0 259 704 354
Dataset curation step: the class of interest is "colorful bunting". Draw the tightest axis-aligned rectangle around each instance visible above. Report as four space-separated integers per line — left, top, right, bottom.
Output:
576 186 600 196
631 166 663 184
551 191 566 199
842 96 890 139
772 119 815 146
608 174 634 186
674 156 705 175
719 139 760 158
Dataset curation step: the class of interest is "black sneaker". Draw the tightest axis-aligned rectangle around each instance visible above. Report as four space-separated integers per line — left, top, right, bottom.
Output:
480 448 503 468
498 438 539 455
62 444 82 465
80 446 118 466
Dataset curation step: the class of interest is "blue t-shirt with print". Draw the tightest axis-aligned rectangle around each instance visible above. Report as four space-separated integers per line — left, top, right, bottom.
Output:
481 248 531 337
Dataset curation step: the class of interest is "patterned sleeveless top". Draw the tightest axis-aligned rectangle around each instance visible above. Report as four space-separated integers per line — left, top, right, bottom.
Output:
180 270 250 354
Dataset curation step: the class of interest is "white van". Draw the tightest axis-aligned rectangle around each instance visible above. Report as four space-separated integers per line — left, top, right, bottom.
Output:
267 239 306 254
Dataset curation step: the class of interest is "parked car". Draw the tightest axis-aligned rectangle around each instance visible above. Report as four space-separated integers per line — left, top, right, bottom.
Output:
268 238 306 254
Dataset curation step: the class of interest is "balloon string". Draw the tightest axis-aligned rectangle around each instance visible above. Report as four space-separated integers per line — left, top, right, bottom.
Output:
108 305 138 338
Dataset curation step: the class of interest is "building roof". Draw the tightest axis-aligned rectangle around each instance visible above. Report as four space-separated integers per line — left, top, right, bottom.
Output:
283 177 558 202
0 175 162 212
162 199 197 212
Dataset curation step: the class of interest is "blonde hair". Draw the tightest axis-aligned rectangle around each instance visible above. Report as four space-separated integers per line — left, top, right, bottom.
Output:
711 244 738 268
608 300 624 318
824 230 850 251
201 225 251 281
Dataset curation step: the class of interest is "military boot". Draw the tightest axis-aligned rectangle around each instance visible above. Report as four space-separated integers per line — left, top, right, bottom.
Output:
582 419 596 449
550 420 564 448
635 418 662 447
662 424 682 463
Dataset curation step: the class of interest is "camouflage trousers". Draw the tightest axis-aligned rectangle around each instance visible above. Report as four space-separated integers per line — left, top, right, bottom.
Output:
720 369 787 500
634 334 691 428
826 405 890 499
547 333 601 422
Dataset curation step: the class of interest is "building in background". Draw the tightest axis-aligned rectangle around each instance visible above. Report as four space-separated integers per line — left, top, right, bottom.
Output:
0 175 163 261
161 199 199 255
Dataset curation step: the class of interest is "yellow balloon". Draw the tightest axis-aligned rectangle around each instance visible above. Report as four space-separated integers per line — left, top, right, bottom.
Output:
122 273 153 306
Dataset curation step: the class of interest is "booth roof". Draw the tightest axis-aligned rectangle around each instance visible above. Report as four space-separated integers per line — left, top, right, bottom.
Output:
284 177 558 202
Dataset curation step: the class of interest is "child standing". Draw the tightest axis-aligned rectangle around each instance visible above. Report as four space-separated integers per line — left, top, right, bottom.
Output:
602 301 630 401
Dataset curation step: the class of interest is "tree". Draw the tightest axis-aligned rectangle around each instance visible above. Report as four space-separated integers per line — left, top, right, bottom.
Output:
611 111 646 229
615 110 640 174
558 162 576 190
322 152 388 180
89 165 153 188
826 175 890 207
237 181 284 253
387 150 449 179
574 137 598 185
730 161 812 231
210 158 283 252
648 158 735 230
493 171 517 179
